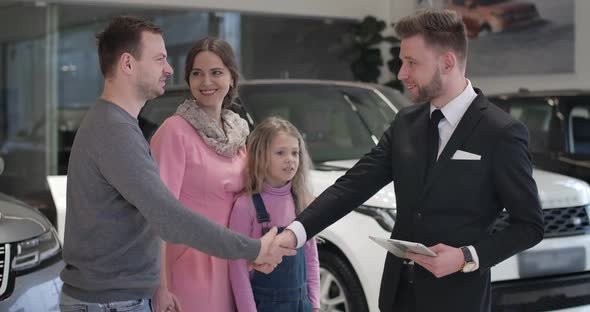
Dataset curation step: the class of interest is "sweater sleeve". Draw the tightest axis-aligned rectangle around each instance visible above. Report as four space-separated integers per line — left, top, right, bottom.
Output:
305 238 320 309
228 195 257 312
94 121 260 261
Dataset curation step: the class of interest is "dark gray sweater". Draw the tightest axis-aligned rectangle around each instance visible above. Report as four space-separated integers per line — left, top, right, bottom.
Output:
61 99 259 302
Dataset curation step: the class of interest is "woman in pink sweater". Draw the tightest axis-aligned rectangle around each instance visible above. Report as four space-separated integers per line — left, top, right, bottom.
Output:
150 37 249 312
229 117 320 312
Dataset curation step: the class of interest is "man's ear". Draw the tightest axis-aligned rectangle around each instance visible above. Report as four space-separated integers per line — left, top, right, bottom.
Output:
441 51 457 74
120 52 134 75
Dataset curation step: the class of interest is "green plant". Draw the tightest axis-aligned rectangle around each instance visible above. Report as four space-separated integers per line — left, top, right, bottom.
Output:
341 16 403 91
384 27 404 92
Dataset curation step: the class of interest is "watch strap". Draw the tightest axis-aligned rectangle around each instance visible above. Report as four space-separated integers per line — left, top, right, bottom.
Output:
460 246 475 272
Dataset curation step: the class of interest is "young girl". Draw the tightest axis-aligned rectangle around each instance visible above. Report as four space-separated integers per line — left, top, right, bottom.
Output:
229 117 320 312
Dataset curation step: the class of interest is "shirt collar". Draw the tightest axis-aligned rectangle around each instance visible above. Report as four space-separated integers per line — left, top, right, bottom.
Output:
430 79 477 127
263 181 292 195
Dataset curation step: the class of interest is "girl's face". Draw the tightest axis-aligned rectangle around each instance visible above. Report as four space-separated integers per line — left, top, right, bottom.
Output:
188 51 232 112
266 132 300 187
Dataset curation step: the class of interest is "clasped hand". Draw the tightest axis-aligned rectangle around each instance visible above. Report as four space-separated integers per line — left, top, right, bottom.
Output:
251 227 298 273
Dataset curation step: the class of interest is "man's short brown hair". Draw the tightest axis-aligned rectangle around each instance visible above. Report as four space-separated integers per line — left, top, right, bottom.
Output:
395 9 467 63
96 16 163 77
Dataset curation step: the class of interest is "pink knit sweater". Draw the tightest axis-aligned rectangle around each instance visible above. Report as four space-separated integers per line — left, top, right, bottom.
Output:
228 182 320 311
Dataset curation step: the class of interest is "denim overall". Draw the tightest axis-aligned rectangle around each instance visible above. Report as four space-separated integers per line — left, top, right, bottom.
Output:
250 193 313 312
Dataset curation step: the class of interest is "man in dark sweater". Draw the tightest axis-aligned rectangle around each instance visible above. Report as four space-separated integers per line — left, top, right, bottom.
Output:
59 16 294 312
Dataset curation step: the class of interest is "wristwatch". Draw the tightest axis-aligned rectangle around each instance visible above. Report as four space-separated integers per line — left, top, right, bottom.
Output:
460 246 476 273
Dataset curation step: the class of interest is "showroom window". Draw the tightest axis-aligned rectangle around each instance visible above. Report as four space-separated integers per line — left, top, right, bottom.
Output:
0 1 354 223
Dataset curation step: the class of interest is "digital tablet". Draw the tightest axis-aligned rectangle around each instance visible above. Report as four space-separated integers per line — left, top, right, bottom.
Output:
369 236 438 258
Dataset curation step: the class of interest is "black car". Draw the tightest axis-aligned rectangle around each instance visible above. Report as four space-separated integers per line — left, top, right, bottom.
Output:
490 90 590 184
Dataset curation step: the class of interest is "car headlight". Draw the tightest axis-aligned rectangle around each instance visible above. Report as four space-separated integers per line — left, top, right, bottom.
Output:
356 205 396 232
12 228 60 271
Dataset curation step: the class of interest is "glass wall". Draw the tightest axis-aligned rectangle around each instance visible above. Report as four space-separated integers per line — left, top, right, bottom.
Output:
240 14 354 80
0 2 54 220
0 1 355 223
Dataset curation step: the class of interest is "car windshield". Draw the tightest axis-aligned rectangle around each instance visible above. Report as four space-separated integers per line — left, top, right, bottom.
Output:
503 99 554 154
569 104 590 155
141 83 401 163
239 84 398 163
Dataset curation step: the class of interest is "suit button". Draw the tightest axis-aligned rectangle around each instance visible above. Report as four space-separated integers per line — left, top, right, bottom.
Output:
415 212 423 220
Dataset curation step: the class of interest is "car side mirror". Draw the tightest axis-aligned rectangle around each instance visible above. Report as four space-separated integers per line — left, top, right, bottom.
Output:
0 156 4 175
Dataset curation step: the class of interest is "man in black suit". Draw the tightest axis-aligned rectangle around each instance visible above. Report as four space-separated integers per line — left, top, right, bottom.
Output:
277 8 544 312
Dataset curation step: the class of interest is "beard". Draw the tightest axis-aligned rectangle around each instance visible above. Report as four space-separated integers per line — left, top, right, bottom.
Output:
137 76 165 102
413 68 443 104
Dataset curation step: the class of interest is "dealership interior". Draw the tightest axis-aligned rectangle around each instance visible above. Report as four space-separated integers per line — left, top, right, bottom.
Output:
1 0 590 311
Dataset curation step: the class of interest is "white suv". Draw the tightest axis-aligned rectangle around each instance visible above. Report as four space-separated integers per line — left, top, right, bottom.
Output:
51 80 590 311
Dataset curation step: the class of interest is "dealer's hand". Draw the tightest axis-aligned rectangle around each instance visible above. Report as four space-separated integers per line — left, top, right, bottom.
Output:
405 243 463 278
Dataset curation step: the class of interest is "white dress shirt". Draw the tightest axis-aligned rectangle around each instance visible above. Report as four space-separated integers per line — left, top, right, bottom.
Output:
431 79 477 159
287 79 480 271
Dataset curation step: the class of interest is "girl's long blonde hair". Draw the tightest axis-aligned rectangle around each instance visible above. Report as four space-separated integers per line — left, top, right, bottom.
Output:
244 117 313 213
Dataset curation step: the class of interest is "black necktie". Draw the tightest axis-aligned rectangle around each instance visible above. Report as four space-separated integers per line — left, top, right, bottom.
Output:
425 109 445 181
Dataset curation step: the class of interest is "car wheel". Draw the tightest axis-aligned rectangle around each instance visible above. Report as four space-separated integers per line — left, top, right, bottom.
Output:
319 249 369 312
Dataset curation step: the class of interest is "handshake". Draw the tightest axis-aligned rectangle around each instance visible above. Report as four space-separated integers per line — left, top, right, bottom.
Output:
252 227 298 273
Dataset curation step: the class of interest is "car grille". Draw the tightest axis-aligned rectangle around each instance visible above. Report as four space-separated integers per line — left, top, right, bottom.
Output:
0 243 10 298
492 205 590 238
492 271 590 311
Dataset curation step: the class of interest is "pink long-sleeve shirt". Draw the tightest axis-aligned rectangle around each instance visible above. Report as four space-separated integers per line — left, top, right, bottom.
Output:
229 182 320 311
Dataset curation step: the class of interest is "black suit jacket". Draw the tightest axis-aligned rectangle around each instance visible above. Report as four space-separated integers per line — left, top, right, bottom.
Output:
295 90 544 311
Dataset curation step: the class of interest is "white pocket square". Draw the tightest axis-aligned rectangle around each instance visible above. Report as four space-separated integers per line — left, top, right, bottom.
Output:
451 150 481 160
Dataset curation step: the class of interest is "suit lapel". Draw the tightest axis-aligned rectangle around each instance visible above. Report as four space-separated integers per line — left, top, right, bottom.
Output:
422 93 488 195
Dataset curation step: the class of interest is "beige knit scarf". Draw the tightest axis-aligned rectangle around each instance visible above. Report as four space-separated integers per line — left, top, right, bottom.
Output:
175 99 249 157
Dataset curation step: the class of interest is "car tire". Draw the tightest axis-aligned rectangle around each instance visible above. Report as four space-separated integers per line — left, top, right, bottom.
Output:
319 249 369 312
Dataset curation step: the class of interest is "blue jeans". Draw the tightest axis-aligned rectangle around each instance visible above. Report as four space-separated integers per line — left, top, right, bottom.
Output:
60 292 152 312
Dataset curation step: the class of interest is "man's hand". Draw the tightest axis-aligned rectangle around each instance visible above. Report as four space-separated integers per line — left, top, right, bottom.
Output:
154 287 182 312
276 228 297 249
253 227 297 273
405 243 464 278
